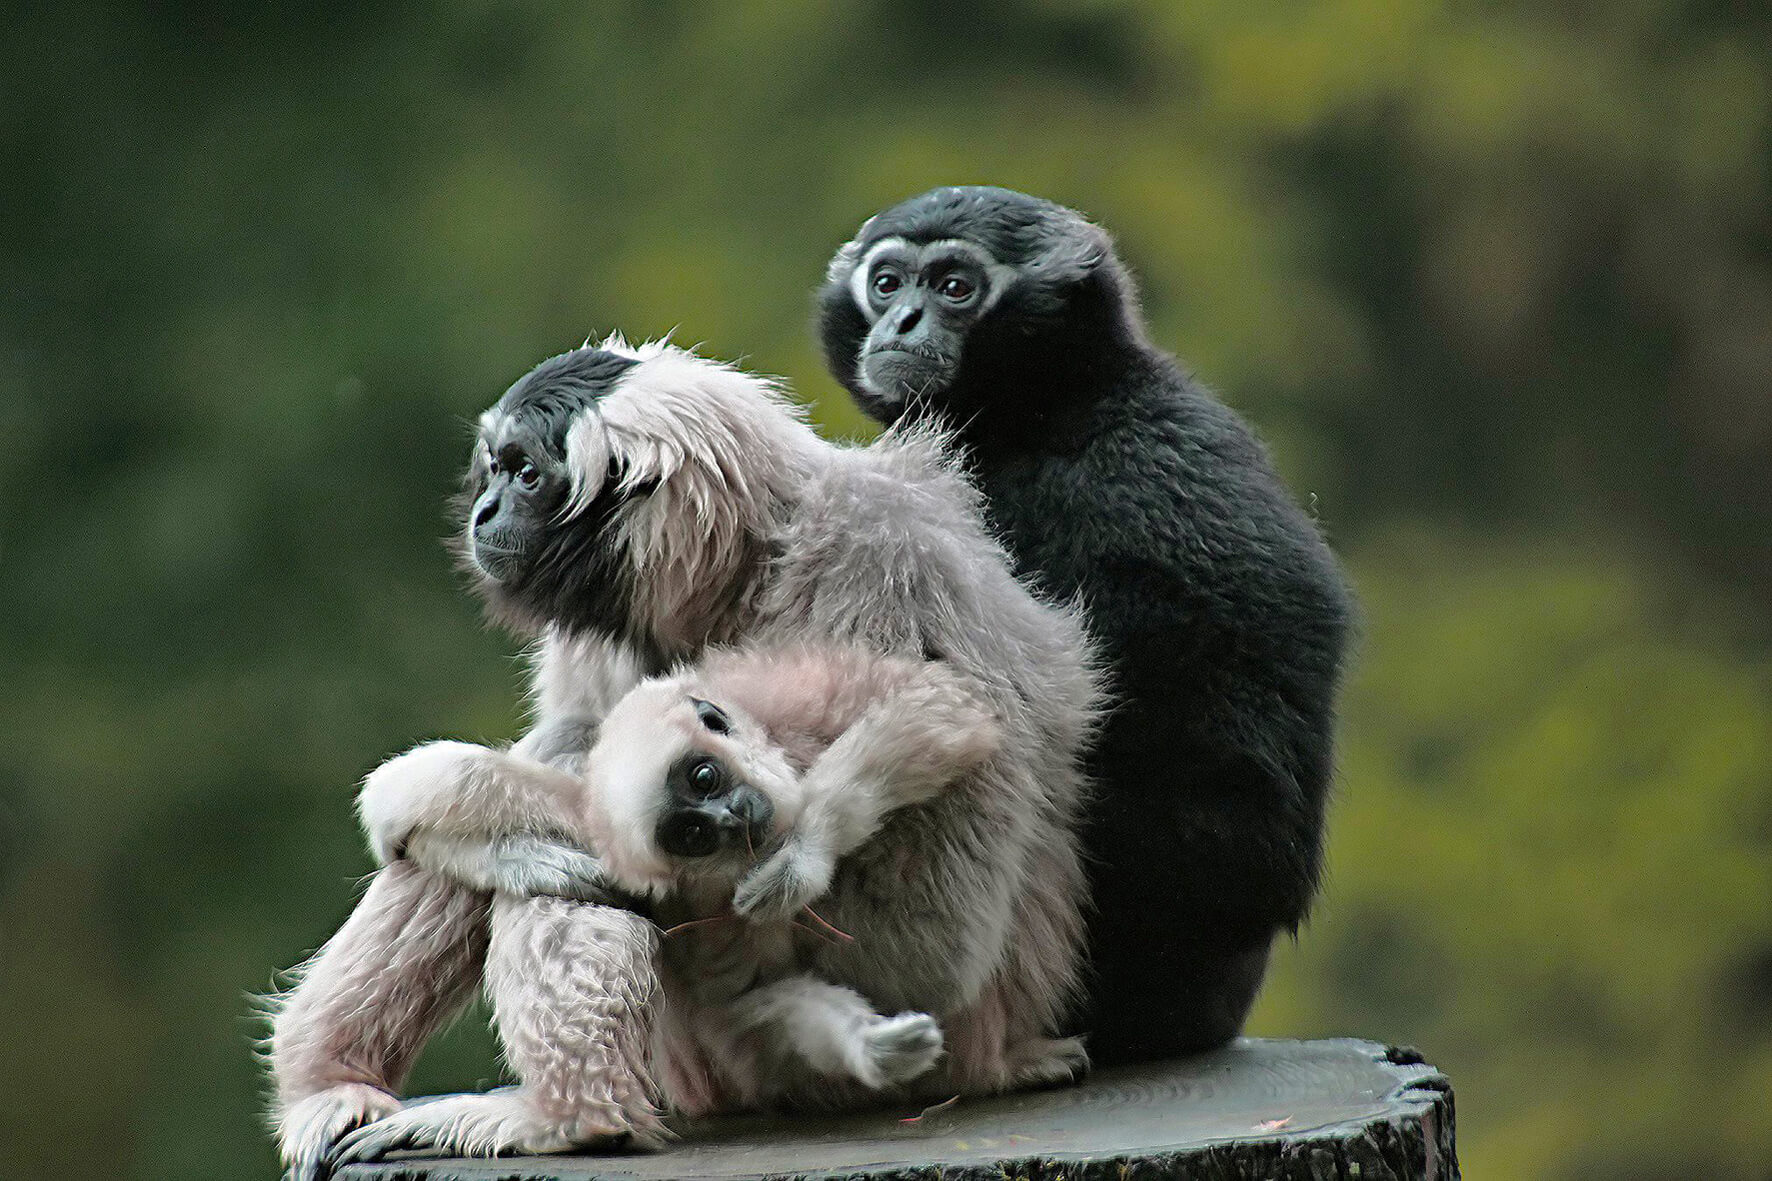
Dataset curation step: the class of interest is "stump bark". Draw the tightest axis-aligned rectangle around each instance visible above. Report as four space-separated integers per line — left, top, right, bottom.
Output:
334 1037 1457 1181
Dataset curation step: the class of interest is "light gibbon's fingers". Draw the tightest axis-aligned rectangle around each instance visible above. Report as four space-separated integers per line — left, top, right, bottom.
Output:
330 1087 629 1163
730 837 834 923
267 863 489 1163
732 662 1002 922
728 974 945 1091
358 739 590 870
278 1082 401 1181
399 831 608 900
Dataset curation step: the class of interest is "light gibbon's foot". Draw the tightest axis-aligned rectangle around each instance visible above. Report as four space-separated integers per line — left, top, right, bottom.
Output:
863 1012 947 1088
731 839 834 924
277 1082 401 1181
329 1088 637 1166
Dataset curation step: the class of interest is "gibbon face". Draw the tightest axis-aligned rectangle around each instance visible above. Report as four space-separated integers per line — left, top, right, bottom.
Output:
581 677 807 899
817 185 1115 427
458 339 819 651
839 234 1020 412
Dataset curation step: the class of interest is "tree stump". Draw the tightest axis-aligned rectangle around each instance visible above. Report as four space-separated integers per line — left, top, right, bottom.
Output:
334 1037 1456 1180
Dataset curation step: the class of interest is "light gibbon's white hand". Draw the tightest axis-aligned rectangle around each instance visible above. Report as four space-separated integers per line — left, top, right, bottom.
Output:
733 661 1004 924
359 740 608 899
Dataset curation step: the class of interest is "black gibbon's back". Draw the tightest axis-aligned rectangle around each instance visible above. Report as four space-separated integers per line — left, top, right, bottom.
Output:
819 186 1355 1063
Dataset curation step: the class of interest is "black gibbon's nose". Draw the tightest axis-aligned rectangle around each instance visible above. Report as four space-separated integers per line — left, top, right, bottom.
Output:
473 492 500 530
893 305 924 336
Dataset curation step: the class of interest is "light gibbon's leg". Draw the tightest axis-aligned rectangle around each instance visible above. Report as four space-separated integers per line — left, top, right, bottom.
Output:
733 661 1001 922
331 894 668 1165
725 974 946 1095
359 740 608 900
268 861 491 1181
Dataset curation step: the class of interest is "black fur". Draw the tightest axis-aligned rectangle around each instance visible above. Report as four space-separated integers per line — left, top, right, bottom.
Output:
820 187 1354 1063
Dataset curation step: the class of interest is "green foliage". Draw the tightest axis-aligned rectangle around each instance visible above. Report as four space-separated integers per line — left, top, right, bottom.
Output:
1251 531 1772 1177
2 2 1767 1178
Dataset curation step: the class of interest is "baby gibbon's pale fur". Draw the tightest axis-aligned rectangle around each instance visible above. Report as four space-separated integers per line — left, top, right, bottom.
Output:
275 645 1005 1170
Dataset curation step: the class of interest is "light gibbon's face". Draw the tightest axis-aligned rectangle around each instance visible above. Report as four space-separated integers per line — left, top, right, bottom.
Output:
458 338 819 649
582 677 808 899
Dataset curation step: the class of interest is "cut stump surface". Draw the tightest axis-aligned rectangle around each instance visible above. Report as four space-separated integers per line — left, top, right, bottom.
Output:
334 1036 1457 1180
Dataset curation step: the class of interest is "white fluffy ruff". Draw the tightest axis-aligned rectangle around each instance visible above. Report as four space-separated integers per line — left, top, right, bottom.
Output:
561 339 821 649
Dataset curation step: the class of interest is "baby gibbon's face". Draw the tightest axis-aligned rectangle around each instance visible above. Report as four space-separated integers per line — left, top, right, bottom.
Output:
584 678 805 897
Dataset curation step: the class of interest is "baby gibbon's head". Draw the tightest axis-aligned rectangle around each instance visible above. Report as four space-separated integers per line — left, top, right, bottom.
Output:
583 674 808 898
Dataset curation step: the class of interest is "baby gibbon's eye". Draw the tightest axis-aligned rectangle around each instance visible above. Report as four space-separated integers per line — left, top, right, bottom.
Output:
687 757 723 797
691 698 732 734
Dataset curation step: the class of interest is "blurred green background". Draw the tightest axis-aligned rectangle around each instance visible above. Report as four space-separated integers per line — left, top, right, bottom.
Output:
4 2 1769 1177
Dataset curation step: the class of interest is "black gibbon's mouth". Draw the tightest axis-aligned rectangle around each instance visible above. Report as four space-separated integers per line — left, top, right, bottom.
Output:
869 344 949 364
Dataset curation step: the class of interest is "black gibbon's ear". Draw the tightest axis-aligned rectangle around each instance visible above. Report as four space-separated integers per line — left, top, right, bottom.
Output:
1027 213 1112 287
691 698 732 735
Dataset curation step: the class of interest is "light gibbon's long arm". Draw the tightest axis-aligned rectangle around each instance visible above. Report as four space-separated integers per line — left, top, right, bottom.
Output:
733 660 1002 922
268 861 492 1181
359 740 611 901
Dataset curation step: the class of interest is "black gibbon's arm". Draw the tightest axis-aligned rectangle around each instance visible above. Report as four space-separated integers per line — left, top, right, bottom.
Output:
819 186 1353 1062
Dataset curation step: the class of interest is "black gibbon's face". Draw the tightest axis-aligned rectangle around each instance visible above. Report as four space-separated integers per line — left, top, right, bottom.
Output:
843 236 1017 412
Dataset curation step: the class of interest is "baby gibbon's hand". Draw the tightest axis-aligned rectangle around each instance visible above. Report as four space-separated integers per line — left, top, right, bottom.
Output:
732 838 835 924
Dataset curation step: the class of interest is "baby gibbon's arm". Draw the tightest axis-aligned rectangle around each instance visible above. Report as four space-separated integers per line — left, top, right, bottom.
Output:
734 659 1002 921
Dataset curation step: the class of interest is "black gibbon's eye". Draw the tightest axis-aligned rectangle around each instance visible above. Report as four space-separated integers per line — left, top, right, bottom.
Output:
516 460 540 488
692 698 732 734
938 275 976 301
871 270 903 298
687 758 723 797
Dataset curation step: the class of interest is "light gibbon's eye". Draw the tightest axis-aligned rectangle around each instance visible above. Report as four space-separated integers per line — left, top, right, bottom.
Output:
871 269 903 298
516 460 540 488
687 758 723 797
692 698 732 734
938 274 976 301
